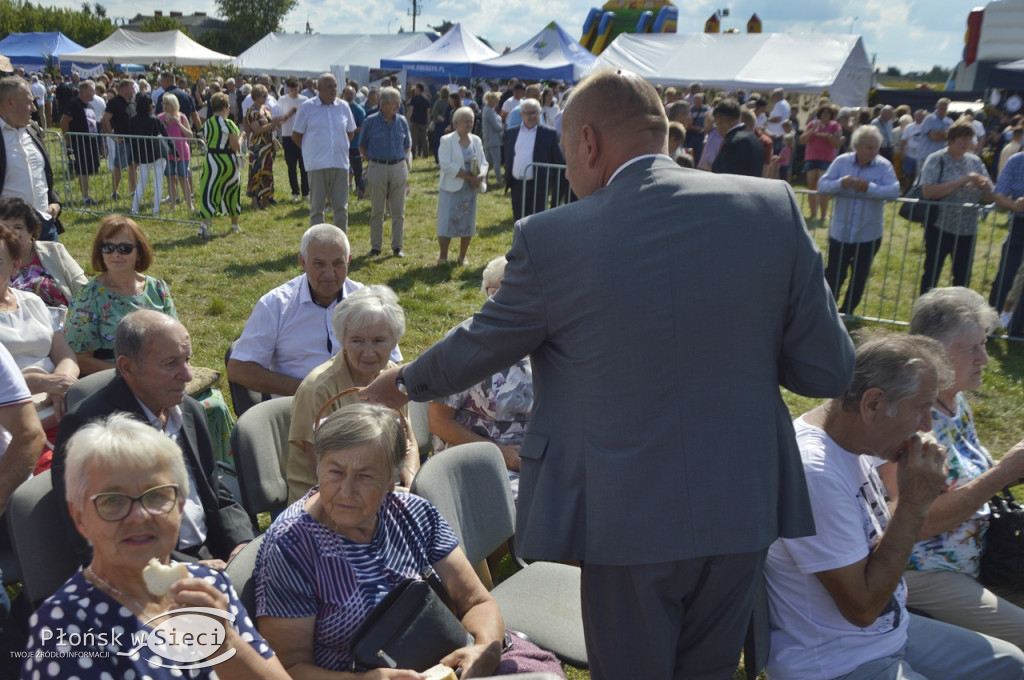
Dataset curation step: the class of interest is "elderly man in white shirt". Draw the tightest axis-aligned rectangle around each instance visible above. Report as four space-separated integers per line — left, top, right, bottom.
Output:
291 73 356 230
226 224 399 398
765 87 790 154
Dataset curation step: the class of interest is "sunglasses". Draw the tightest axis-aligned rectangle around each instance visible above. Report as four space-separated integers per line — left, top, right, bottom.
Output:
100 242 137 255
90 484 180 522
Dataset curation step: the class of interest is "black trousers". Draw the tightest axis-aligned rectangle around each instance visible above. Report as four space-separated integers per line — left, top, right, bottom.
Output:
349 149 364 194
989 215 1024 310
825 237 882 314
920 223 975 295
282 137 308 197
509 177 547 222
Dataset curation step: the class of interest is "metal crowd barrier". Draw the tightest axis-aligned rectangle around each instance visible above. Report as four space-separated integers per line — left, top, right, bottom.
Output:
520 162 1020 337
520 162 576 218
58 130 215 227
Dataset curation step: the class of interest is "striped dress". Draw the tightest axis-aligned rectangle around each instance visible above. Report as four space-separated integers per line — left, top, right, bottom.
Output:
253 490 458 671
198 114 241 218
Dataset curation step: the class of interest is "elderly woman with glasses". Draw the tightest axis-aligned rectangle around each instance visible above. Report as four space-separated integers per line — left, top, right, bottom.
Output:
286 285 418 504
22 413 290 680
65 215 176 376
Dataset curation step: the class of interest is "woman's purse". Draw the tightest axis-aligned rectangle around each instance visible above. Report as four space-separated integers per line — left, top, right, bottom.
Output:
979 487 1024 590
271 136 283 154
898 155 945 227
349 568 474 672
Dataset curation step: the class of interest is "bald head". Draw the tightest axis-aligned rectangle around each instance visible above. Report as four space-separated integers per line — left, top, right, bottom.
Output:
561 69 668 198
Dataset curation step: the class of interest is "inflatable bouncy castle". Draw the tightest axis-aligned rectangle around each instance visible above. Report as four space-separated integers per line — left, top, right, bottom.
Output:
580 0 678 55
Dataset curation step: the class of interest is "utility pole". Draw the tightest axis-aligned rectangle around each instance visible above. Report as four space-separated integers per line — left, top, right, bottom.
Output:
408 0 422 31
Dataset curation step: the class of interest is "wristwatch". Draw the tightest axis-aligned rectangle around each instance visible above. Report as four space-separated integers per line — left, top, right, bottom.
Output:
395 366 408 396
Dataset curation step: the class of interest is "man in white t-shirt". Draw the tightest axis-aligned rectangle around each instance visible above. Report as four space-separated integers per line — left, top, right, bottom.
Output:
900 109 927 182
765 87 790 155
765 333 1024 680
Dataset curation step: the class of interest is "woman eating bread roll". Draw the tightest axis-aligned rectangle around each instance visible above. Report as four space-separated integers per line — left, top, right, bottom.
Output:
21 413 289 680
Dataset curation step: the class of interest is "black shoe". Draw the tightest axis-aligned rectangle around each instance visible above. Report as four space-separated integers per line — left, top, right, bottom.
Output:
268 197 278 206
393 248 405 258
369 249 381 256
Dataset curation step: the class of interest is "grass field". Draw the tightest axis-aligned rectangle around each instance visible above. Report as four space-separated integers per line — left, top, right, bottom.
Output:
52 154 1024 680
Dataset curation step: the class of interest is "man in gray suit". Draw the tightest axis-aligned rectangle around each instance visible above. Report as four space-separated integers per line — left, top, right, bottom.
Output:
362 69 855 680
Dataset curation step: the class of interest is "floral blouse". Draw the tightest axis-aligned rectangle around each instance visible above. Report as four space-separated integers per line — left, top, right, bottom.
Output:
65 276 177 356
432 357 533 452
907 392 993 576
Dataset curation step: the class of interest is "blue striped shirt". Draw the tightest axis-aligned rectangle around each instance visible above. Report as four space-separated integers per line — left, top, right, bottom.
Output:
995 151 1024 199
358 112 411 162
817 151 901 243
254 490 458 671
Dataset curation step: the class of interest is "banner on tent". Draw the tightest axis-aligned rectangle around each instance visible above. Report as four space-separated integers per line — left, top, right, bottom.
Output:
70 63 104 78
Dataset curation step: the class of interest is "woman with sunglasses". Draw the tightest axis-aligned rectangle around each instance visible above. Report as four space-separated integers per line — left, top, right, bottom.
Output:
65 215 176 376
22 413 291 680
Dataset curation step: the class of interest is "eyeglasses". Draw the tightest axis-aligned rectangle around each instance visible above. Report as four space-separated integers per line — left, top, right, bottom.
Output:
100 242 137 255
90 484 179 522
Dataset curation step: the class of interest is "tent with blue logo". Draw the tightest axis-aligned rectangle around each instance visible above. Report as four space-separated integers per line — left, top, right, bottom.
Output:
0 32 86 74
472 22 596 82
380 23 497 79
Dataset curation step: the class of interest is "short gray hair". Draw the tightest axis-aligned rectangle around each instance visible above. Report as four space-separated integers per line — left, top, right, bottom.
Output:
315 402 406 483
453 106 475 125
840 332 953 415
379 86 400 106
332 284 405 343
910 286 999 345
317 72 336 88
0 77 30 103
300 223 350 259
481 256 507 294
114 310 178 367
852 124 882 149
520 98 541 114
65 413 189 512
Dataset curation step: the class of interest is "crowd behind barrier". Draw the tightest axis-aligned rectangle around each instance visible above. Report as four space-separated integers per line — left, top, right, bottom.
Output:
47 130 211 226
526 162 1021 338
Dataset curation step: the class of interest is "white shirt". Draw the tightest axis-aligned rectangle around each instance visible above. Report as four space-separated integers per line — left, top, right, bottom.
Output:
87 95 106 126
764 417 909 680
512 124 538 180
0 288 56 375
29 80 46 106
502 96 521 116
277 93 308 137
766 99 790 137
0 344 32 456
231 273 401 396
2 121 50 214
902 121 923 158
291 97 356 171
134 400 207 549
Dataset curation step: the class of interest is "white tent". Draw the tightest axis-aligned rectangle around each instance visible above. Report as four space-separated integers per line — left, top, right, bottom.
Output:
592 32 873 106
233 32 433 78
62 29 233 65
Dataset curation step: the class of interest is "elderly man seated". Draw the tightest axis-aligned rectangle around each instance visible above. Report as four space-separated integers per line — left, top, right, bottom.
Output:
53 310 254 568
764 332 1024 680
227 224 400 398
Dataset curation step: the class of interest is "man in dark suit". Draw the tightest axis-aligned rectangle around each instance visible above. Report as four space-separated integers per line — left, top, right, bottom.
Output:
503 98 565 221
0 77 63 241
53 311 254 568
362 69 855 679
712 97 765 178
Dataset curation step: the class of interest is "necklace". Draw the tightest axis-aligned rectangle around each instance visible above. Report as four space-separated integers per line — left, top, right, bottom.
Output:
85 565 147 613
935 396 956 416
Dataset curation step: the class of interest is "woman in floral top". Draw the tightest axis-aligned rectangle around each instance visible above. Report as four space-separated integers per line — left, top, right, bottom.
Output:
429 256 533 499
879 286 1024 648
65 215 176 375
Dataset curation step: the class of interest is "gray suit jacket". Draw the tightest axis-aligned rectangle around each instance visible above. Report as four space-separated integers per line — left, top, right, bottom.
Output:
404 156 855 565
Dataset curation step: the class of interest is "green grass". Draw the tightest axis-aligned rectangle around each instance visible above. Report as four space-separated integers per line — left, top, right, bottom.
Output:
54 156 1024 680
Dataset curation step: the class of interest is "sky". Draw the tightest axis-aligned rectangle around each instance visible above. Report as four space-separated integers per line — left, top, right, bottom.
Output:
76 0 998 73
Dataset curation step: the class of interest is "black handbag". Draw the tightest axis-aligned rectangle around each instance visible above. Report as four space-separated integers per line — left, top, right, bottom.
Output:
349 568 473 672
899 155 945 226
979 487 1024 591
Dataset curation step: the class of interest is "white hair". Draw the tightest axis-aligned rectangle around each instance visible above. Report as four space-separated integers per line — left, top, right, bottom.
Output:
481 256 507 294
332 284 405 345
851 124 882 148
300 224 350 259
65 413 189 512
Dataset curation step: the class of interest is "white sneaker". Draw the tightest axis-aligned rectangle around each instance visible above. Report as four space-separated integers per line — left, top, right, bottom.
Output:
230 224 243 234
291 194 300 202
196 223 211 239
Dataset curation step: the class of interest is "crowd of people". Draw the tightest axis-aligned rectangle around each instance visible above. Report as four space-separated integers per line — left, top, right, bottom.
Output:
2 63 1024 680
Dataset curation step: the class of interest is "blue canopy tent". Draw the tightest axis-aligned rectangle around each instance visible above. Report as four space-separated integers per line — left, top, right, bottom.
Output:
380 23 497 79
472 22 596 82
0 32 86 74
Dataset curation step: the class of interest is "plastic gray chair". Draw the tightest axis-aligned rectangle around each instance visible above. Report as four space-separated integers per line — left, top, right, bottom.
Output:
65 368 116 413
224 533 264 618
6 470 79 608
230 396 293 518
225 340 268 418
408 399 433 459
410 442 587 668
